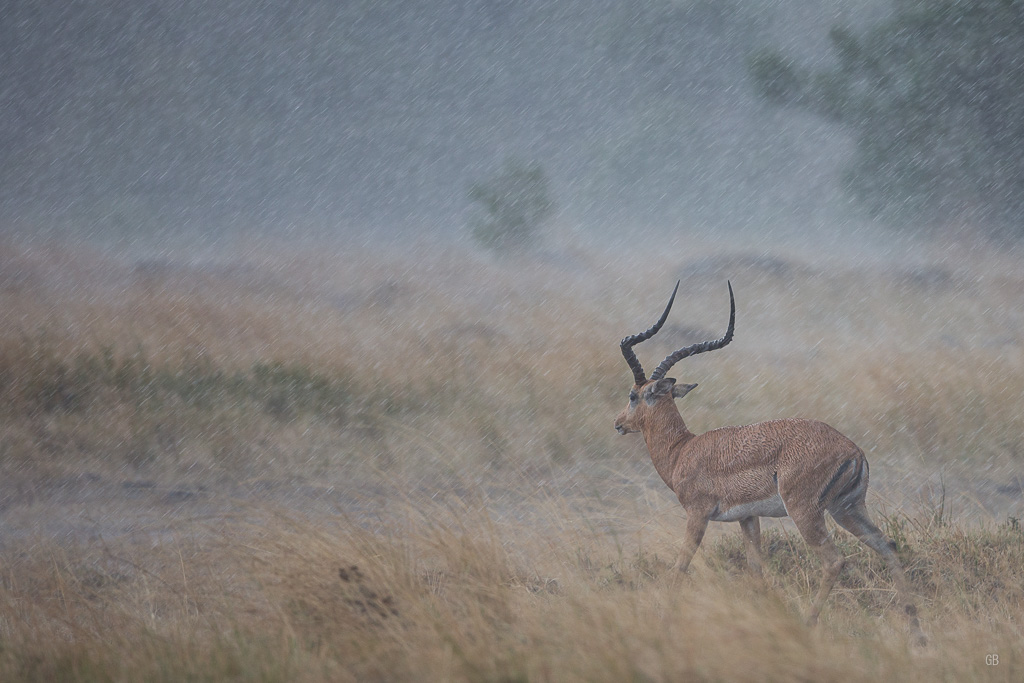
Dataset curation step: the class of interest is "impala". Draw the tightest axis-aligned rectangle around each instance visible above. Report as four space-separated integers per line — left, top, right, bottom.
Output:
615 281 924 641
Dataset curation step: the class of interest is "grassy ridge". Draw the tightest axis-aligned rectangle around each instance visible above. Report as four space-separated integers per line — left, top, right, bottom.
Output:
2 240 1023 481
0 237 1023 679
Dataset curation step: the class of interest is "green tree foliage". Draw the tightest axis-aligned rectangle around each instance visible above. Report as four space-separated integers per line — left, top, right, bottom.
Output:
749 0 1024 233
468 160 555 253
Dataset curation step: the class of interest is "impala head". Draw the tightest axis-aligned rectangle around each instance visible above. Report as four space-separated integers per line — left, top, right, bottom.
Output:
613 281 735 435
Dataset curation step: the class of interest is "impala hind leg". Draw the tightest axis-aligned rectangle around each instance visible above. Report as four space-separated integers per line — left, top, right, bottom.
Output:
673 513 710 573
832 504 927 645
790 511 845 626
739 517 763 577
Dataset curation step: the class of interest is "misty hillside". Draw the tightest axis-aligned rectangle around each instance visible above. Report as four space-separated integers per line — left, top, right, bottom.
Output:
1 0 886 237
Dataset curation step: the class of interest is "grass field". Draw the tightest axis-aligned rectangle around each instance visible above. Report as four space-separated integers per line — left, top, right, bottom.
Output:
1 233 1022 680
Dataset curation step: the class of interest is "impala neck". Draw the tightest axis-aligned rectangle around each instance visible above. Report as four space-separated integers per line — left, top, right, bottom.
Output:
641 401 694 487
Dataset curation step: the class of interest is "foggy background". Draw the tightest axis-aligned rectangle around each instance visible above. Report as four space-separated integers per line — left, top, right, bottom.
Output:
1 0 896 243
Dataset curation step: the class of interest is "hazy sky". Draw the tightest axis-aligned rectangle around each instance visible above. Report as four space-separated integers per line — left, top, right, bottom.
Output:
0 0 889 239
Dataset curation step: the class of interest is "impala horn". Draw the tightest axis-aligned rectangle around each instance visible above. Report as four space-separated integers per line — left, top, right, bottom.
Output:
648 281 735 382
620 281 680 386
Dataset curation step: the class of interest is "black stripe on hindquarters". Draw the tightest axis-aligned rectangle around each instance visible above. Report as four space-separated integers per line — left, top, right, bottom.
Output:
819 458 856 506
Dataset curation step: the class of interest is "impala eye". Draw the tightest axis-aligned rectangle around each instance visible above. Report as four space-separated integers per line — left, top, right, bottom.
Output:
629 390 638 404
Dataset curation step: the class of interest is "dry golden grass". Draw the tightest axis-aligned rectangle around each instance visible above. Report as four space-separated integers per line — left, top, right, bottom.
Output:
1 494 1022 681
1 234 1023 680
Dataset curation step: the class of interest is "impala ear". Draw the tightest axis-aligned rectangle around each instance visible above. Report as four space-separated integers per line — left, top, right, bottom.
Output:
672 383 698 399
645 377 676 404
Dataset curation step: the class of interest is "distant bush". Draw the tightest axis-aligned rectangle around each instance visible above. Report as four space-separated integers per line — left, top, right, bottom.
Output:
3 341 355 425
749 0 1024 234
468 160 555 253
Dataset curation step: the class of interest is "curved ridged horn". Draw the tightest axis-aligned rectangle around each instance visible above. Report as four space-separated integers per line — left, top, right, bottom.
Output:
649 281 735 382
620 281 680 385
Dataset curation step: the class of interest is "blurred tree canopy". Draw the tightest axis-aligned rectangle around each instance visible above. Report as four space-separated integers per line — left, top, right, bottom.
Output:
468 160 554 253
749 0 1024 234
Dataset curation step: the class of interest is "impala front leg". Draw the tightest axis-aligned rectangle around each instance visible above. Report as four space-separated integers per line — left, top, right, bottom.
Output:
673 511 710 573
